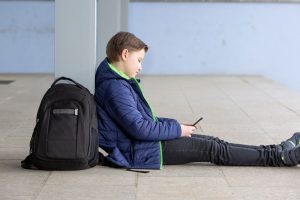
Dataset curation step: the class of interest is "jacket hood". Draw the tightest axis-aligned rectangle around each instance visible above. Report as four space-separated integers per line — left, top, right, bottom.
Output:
95 58 140 87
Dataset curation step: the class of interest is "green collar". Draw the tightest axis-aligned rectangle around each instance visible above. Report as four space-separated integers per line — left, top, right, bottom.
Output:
108 63 130 80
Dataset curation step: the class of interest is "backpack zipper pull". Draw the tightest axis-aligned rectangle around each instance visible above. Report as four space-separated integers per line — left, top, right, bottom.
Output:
74 108 78 116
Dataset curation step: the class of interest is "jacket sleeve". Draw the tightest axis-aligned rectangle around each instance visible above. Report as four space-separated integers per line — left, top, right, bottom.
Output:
157 117 177 123
102 81 181 141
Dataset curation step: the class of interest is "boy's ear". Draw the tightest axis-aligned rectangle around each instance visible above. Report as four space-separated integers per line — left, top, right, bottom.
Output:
121 49 129 61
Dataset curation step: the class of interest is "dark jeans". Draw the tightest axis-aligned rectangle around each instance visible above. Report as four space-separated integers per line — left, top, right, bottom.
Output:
161 134 287 166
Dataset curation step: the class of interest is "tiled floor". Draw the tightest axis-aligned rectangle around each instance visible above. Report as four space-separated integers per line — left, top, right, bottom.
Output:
1 74 299 200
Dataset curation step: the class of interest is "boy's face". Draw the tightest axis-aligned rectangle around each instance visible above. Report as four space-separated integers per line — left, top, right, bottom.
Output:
122 49 145 78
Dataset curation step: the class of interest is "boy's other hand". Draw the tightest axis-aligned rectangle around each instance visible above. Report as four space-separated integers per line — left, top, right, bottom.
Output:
180 124 197 137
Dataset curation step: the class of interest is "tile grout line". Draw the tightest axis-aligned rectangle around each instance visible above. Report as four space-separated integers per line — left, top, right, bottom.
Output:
33 171 52 200
0 76 51 150
0 75 52 106
179 84 196 118
178 81 209 135
218 166 235 198
211 77 276 143
218 166 231 187
241 77 300 118
134 173 139 200
1 119 34 143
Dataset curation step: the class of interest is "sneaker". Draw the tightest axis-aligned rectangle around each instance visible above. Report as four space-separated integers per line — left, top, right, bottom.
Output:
280 132 300 151
281 145 300 166
295 145 300 164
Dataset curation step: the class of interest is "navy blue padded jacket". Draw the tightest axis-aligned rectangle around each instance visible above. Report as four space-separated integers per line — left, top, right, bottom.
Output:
95 58 181 169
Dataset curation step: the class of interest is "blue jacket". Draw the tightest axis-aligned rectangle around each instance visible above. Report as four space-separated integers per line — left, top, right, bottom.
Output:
95 58 181 169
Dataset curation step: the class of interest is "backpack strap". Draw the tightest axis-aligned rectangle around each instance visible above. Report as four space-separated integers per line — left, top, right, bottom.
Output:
21 154 38 170
51 76 86 90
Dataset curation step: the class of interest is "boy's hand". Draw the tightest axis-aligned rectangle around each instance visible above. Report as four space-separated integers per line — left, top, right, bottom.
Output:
180 123 197 137
182 122 201 130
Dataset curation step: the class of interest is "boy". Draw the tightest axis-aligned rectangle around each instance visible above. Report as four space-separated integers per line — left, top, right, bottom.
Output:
95 31 300 169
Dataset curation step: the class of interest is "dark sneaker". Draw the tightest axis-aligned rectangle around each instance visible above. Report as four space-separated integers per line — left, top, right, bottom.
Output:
280 132 300 151
281 145 300 166
295 145 300 164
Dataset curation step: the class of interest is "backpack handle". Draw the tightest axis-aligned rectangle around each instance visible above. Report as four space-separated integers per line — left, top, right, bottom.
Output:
51 76 85 90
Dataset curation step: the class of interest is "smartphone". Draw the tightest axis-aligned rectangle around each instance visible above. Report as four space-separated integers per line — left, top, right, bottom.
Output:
192 117 203 126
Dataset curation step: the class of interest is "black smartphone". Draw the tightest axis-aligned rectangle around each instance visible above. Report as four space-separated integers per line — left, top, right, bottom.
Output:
192 117 203 126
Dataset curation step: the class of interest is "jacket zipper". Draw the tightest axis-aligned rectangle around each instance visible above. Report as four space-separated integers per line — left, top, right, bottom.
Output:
132 78 163 169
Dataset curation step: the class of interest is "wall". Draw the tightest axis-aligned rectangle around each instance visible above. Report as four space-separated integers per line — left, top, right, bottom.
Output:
0 1 54 73
1 1 300 92
128 2 300 91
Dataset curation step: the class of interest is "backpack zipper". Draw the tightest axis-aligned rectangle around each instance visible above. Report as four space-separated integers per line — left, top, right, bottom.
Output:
53 108 78 116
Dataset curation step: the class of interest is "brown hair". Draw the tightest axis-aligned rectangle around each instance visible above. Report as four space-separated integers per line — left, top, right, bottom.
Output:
106 31 148 62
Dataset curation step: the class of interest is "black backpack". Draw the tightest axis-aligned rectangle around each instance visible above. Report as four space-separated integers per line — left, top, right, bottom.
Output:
21 77 99 170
